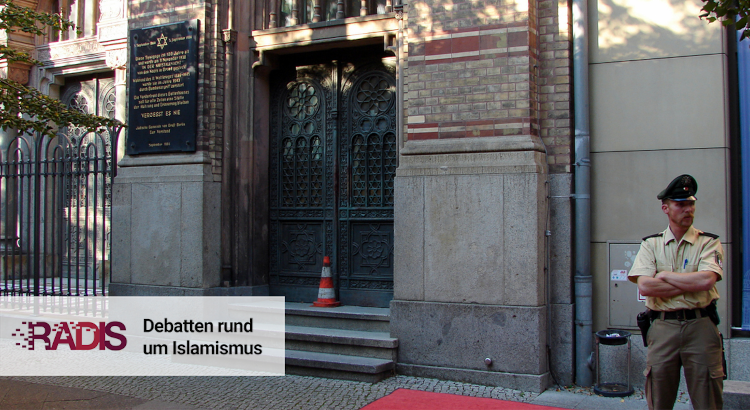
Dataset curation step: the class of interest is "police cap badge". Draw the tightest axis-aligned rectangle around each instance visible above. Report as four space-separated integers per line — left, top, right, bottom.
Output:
657 174 697 201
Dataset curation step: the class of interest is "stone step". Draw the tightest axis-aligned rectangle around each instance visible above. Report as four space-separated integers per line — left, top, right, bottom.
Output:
285 350 395 383
227 301 286 319
281 302 396 383
284 302 391 332
724 380 750 409
286 325 397 360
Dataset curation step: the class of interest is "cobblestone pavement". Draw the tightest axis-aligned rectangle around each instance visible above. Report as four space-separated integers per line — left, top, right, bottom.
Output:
6 375 694 410
9 375 542 410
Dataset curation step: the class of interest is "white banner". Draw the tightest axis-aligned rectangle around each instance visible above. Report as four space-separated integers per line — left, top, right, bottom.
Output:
0 296 285 376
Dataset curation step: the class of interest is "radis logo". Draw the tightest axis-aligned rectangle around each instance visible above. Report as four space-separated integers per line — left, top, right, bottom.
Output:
13 321 127 351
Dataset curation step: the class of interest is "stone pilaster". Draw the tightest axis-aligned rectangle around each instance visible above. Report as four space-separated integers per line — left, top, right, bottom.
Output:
110 153 223 295
109 0 236 296
389 0 568 392
392 136 550 391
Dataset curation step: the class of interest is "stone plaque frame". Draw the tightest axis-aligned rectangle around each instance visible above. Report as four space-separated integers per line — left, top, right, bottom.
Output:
127 20 199 154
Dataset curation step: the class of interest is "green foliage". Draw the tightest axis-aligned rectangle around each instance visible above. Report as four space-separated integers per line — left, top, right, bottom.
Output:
0 0 75 37
0 78 122 136
0 0 124 136
700 0 750 42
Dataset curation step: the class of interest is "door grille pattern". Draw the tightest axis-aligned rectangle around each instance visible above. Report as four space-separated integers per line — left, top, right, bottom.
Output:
351 133 396 207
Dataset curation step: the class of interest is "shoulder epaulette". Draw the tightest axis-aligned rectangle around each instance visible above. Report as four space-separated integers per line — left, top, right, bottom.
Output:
642 233 663 241
699 231 720 239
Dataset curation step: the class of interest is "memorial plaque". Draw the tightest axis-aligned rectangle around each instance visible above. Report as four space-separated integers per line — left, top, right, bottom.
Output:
127 20 199 154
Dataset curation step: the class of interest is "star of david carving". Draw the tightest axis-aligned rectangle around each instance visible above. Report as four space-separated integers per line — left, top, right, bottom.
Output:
157 33 168 49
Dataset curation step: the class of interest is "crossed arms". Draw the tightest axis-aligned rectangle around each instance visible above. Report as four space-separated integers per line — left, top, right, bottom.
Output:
637 271 720 298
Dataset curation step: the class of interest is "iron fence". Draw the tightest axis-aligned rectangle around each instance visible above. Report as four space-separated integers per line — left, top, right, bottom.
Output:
0 127 121 296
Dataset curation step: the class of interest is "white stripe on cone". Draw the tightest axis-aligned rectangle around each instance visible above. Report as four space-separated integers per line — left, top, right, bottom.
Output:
318 287 335 299
313 256 340 307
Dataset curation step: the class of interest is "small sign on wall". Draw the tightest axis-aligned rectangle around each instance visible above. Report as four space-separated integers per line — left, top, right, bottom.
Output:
127 20 199 154
610 269 628 281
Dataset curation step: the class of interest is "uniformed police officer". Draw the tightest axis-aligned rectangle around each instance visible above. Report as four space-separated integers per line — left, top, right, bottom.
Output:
628 174 725 410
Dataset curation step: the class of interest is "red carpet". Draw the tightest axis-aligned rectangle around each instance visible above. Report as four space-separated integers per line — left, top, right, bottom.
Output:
360 389 566 410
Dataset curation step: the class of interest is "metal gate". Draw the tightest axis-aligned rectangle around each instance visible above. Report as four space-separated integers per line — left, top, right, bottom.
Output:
0 127 120 296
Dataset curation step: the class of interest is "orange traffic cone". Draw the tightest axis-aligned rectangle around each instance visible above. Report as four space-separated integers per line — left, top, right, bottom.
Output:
313 256 340 307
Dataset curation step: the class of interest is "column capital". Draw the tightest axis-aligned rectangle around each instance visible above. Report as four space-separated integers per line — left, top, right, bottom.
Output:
114 66 127 85
222 29 238 44
106 48 127 69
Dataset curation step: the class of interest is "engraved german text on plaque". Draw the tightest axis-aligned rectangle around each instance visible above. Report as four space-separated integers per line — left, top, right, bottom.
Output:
127 20 199 154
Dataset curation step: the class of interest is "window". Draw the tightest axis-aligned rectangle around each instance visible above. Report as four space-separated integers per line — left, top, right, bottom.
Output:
271 0 392 28
38 0 99 42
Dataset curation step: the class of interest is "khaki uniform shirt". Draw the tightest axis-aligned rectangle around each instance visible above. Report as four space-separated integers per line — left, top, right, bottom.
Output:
628 225 723 311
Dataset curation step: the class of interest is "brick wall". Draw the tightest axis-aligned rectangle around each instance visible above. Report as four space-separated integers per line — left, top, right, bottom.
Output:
537 0 571 173
205 0 224 182
404 0 572 173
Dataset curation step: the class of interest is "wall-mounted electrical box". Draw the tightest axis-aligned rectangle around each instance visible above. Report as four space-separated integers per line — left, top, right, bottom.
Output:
608 242 646 329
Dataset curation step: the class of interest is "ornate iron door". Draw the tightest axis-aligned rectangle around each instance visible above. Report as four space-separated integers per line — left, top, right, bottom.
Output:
269 59 396 307
269 64 335 304
337 64 396 307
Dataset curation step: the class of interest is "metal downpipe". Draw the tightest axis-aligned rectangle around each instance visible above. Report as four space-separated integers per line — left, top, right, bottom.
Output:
573 0 593 387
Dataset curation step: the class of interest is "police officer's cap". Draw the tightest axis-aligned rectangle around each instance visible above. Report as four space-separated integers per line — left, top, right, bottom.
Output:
657 174 697 201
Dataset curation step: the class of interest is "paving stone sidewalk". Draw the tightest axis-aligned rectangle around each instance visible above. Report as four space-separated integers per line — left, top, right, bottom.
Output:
2 375 692 410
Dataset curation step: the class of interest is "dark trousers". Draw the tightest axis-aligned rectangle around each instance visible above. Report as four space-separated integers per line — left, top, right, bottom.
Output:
645 315 724 410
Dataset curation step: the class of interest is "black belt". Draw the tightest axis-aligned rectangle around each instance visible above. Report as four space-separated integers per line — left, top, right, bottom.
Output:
657 308 708 321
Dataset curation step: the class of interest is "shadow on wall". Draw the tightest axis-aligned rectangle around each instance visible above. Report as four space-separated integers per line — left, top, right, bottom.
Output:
591 0 722 62
409 0 531 35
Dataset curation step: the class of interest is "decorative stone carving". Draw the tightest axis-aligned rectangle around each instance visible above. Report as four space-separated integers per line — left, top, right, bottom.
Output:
222 29 237 44
106 48 127 69
98 22 128 43
36 39 104 63
7 63 31 85
99 0 124 20
36 49 51 62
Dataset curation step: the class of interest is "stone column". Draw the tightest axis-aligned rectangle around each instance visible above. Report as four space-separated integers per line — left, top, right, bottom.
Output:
115 68 126 160
105 49 127 162
85 0 97 37
99 0 128 160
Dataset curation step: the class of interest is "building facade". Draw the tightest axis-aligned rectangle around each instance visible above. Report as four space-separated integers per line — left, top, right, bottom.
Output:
2 0 749 392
